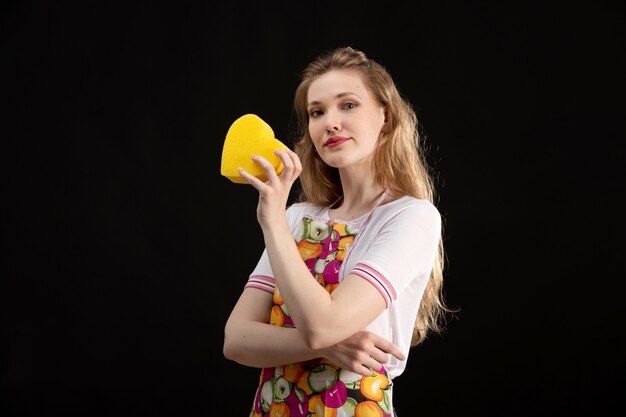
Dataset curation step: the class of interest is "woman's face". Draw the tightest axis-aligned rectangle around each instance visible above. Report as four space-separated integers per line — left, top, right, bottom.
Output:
306 68 386 170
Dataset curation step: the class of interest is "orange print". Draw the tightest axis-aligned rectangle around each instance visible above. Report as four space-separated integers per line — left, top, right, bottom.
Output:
355 401 383 417
325 283 339 294
296 370 313 395
297 240 323 260
270 305 284 327
269 402 290 417
360 373 389 402
308 395 336 417
336 236 354 261
332 223 347 236
273 287 284 305
283 363 304 382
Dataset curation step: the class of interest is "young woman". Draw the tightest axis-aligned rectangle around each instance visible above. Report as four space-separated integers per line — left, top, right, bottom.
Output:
224 46 451 417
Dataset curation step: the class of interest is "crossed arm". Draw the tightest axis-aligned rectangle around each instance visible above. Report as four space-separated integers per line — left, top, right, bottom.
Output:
223 285 405 376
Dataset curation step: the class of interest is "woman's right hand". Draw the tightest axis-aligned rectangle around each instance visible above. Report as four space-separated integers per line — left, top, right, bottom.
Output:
238 148 302 230
320 331 406 376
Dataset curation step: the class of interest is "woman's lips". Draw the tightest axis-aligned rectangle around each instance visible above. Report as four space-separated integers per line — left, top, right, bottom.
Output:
324 137 349 148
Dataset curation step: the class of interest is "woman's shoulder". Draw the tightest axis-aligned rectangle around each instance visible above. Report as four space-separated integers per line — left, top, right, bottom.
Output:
379 196 441 221
386 195 439 211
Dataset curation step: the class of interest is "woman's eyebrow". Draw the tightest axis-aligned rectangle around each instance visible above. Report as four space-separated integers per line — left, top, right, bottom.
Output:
308 92 362 107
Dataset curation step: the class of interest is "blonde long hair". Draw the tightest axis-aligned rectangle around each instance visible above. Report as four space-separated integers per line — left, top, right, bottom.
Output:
292 46 454 346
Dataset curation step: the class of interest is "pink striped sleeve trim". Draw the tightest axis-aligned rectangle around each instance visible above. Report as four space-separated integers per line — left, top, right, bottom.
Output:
245 275 275 294
351 263 397 308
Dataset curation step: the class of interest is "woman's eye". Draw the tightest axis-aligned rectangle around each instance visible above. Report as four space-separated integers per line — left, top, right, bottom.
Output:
310 109 322 117
343 102 357 110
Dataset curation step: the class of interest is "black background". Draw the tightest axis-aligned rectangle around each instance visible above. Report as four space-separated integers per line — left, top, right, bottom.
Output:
3 2 624 416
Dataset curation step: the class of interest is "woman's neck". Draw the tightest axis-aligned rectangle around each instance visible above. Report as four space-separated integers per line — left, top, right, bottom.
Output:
329 185 388 221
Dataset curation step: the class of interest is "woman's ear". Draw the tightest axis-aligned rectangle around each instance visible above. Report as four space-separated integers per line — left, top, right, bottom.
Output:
381 108 390 134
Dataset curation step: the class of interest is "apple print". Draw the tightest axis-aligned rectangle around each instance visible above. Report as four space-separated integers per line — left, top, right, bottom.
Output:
261 380 274 413
337 397 358 417
306 220 331 242
274 376 291 401
321 380 347 408
323 259 341 284
308 364 338 393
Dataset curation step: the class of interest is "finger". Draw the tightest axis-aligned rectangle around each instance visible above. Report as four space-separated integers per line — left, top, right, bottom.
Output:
370 349 391 364
251 154 286 185
285 149 302 176
274 148 301 182
237 167 265 190
356 364 375 377
274 149 295 180
375 339 406 361
290 153 303 180
251 154 278 181
365 358 384 374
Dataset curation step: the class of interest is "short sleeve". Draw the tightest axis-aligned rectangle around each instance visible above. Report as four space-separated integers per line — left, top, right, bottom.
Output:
244 202 311 293
349 199 441 308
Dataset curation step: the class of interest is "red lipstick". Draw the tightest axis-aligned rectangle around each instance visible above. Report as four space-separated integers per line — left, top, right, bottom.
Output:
324 136 349 148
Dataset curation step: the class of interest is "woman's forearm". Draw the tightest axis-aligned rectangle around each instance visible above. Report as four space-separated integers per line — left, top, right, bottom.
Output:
223 318 320 368
261 221 336 344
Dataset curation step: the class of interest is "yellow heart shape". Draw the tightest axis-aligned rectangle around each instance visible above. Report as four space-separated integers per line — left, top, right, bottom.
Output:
220 114 289 184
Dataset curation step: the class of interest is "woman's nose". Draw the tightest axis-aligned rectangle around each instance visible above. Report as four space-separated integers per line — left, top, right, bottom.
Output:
324 114 341 132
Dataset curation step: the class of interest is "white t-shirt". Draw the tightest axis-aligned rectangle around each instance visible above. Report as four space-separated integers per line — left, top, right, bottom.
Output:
245 196 441 379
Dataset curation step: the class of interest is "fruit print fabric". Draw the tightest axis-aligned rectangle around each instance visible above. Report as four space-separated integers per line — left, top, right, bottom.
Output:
249 217 394 417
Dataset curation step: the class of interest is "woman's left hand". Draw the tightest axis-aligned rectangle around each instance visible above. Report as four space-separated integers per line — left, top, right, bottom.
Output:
320 331 405 376
238 148 302 228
